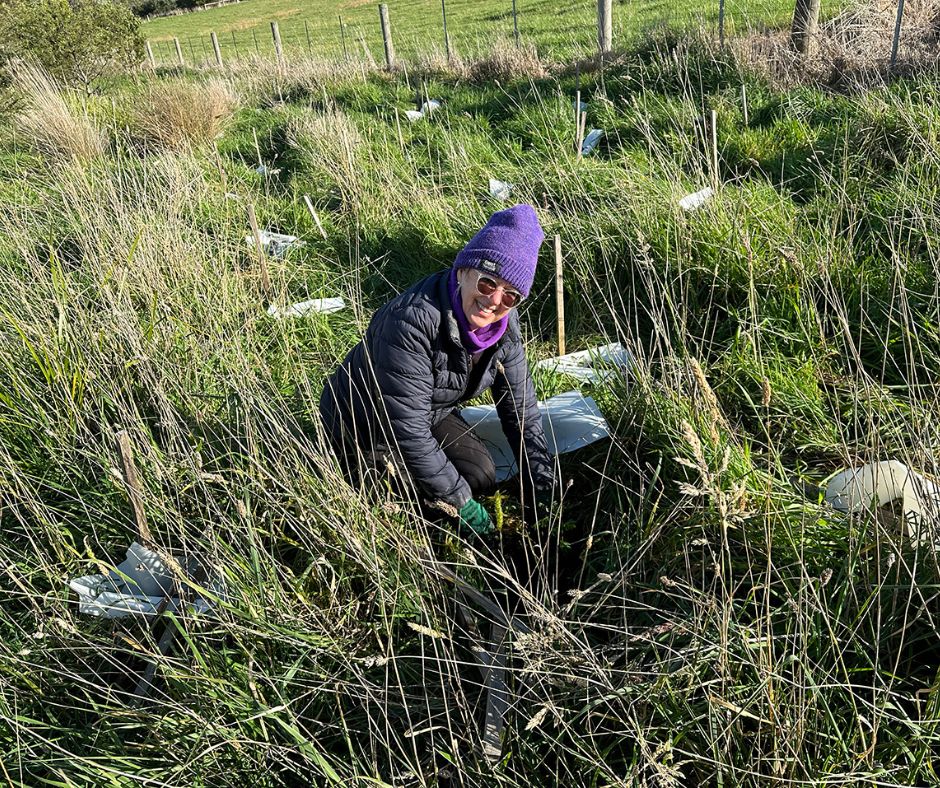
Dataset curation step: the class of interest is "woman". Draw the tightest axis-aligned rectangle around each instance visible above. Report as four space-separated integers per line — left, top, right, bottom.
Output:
319 204 554 536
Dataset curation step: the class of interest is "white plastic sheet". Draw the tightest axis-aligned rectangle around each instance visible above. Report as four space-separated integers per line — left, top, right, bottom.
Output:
580 129 603 155
461 391 610 482
244 230 305 259
679 186 714 212
405 100 441 122
488 178 514 201
573 100 588 113
267 297 345 319
825 460 940 540
255 164 282 176
535 342 633 384
69 542 216 619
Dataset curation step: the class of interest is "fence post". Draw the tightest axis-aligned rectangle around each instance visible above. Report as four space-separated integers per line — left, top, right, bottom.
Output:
271 21 283 63
210 31 223 67
174 37 184 66
441 0 451 61
512 0 520 47
379 4 396 70
718 0 726 46
890 0 905 71
145 41 156 69
597 0 612 54
339 15 349 60
791 0 821 55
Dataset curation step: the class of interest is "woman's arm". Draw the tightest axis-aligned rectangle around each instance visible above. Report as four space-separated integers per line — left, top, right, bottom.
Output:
368 305 472 509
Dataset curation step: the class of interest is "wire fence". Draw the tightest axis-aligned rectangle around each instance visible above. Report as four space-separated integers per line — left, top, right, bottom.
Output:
142 0 796 69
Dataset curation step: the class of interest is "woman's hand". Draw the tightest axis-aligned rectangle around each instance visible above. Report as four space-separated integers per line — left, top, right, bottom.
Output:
457 498 495 537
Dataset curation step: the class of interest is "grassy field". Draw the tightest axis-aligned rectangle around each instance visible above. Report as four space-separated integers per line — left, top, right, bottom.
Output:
4 1 940 785
141 0 792 64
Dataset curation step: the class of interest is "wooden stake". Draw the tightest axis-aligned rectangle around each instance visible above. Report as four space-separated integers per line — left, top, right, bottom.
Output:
303 195 329 240
174 37 184 66
246 203 271 298
554 234 565 357
115 430 152 545
379 4 396 70
710 109 719 189
271 21 283 64
145 41 156 69
210 31 223 68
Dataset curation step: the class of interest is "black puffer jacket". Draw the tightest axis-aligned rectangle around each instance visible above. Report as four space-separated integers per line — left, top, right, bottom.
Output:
319 270 553 508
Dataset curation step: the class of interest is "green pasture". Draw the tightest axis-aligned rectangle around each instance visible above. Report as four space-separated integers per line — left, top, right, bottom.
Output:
142 0 792 65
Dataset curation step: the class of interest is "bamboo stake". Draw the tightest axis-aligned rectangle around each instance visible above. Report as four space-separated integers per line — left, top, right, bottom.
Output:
303 195 329 240
576 110 587 159
246 204 271 298
115 430 152 545
304 20 312 54
554 234 565 357
512 0 520 47
890 0 905 71
741 84 749 126
441 0 451 61
710 109 719 189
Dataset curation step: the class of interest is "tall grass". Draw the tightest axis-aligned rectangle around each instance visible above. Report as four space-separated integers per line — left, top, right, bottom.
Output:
2 25 940 787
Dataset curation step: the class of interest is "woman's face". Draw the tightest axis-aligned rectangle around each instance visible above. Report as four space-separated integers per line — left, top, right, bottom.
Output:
456 268 519 330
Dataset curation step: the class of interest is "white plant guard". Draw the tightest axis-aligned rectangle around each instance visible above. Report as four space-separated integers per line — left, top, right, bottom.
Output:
488 178 514 201
461 391 610 482
679 186 714 212
267 297 345 319
580 129 603 155
244 230 305 259
69 542 218 620
825 460 940 541
535 342 633 384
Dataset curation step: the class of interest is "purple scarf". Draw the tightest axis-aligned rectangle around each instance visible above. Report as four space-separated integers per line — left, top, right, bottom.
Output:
448 269 508 354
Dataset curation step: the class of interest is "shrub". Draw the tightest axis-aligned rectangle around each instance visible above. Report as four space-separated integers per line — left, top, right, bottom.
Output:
0 0 143 91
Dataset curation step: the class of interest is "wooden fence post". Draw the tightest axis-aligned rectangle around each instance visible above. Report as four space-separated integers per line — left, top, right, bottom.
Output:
339 15 349 60
718 0 726 46
597 0 612 54
441 0 451 61
554 235 565 357
174 37 184 66
145 41 156 69
890 0 905 71
271 21 283 63
791 0 821 55
379 4 396 70
210 31 223 67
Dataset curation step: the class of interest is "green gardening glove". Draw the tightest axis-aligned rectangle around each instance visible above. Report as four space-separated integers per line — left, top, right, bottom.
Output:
457 498 495 537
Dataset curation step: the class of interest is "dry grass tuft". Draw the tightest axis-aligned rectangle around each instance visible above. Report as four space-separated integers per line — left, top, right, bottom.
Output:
416 45 471 80
227 55 374 106
469 38 549 82
736 0 940 89
131 78 237 151
10 62 106 163
287 104 362 205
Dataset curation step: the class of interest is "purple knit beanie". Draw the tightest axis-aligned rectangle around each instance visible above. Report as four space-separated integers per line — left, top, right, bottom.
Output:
453 204 544 298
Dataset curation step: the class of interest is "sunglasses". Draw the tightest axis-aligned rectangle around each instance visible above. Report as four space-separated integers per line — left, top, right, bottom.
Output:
473 271 524 308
